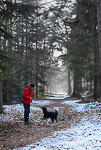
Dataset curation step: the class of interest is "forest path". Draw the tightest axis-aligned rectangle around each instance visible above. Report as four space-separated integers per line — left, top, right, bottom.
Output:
0 95 101 150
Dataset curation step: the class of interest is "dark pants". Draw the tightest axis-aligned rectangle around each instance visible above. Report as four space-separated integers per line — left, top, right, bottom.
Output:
23 103 30 123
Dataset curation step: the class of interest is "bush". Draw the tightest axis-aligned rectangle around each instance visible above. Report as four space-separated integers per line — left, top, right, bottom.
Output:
0 106 4 114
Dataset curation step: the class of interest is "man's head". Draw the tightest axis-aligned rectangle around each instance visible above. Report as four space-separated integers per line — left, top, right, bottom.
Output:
30 83 35 91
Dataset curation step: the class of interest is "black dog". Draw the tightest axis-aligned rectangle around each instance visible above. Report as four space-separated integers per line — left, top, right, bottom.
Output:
41 107 58 123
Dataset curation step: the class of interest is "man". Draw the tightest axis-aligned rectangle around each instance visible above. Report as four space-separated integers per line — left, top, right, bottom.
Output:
22 83 35 124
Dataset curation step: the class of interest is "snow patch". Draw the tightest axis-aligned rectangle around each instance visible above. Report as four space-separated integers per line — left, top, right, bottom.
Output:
15 116 101 150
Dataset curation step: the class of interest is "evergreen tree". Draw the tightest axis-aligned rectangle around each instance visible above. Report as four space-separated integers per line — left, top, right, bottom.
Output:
0 0 38 108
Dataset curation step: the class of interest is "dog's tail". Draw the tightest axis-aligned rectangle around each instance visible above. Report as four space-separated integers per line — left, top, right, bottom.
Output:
54 107 58 116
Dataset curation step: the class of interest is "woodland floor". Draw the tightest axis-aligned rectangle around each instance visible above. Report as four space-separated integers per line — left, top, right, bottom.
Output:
0 98 100 150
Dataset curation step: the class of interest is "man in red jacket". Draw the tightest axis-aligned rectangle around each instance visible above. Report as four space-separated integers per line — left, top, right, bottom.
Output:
22 83 35 124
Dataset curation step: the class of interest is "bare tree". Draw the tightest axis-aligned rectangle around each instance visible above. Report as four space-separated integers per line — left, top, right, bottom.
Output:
97 0 101 96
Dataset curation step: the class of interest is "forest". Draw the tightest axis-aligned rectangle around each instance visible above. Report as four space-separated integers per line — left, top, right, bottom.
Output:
0 0 101 110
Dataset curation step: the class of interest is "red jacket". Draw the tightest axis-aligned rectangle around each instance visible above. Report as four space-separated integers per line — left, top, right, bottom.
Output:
22 86 33 104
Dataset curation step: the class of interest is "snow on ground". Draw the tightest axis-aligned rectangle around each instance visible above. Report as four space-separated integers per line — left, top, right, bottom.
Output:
61 100 89 112
62 100 101 112
1 94 101 150
0 100 54 123
0 104 24 123
47 93 70 99
31 100 54 105
16 101 101 150
16 116 101 150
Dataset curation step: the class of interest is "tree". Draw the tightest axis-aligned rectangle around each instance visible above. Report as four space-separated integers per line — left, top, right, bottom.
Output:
0 0 38 109
61 0 99 99
1 0 57 100
97 0 101 97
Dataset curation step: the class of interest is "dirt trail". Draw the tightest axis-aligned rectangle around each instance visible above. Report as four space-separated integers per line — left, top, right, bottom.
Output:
0 99 87 150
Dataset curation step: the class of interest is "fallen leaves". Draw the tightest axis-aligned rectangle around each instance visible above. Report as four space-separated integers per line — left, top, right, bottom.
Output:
1 99 100 150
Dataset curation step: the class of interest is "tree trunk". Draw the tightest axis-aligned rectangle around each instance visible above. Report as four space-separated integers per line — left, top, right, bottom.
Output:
90 80 92 93
93 35 98 100
97 0 101 68
25 18 28 87
93 2 98 100
0 81 2 107
68 66 71 94
65 26 71 95
97 0 101 97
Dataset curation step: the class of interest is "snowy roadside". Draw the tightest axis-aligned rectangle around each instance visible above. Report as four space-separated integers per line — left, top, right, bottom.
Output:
0 93 69 123
0 95 101 150
15 100 101 150
18 116 101 150
0 100 54 123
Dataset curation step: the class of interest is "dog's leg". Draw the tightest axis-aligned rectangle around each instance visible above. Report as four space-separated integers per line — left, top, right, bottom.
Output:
50 119 54 126
56 117 58 123
40 118 44 125
46 119 48 126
